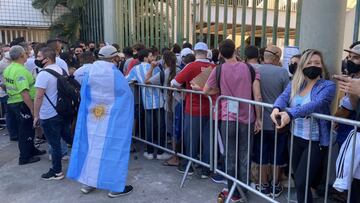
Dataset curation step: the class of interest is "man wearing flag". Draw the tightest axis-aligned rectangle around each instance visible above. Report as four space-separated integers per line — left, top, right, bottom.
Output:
67 45 134 198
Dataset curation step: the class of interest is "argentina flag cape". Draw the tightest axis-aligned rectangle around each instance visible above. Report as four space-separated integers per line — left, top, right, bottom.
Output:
67 60 134 192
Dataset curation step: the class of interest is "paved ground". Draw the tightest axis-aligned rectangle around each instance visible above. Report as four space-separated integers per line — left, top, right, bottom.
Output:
0 129 226 203
0 128 337 203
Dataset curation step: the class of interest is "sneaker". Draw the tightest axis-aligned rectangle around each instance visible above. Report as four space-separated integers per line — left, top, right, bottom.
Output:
34 137 46 145
62 155 70 161
255 183 271 197
143 152 154 160
41 169 64 180
19 156 41 165
108 185 133 198
211 174 228 185
270 182 283 198
176 164 194 175
156 153 171 160
200 168 211 179
218 188 245 203
81 185 96 194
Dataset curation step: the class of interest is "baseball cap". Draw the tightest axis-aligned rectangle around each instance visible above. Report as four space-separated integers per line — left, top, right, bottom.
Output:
46 37 68 45
344 44 360 56
98 45 119 59
180 48 193 58
194 42 208 51
265 45 282 58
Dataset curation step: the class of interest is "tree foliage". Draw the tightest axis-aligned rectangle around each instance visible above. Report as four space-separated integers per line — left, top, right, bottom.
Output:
32 0 86 44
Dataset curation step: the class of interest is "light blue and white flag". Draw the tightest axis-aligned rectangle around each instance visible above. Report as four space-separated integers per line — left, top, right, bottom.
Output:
67 60 134 192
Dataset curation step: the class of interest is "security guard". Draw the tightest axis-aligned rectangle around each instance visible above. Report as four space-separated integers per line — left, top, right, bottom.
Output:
4 45 45 165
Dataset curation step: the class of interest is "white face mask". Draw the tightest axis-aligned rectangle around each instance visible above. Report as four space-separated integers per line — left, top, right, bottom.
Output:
29 50 34 57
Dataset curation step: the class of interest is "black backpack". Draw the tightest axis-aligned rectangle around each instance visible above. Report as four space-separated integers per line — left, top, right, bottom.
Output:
44 68 81 119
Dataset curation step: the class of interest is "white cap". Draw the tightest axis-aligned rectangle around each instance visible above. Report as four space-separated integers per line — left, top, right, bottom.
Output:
98 45 118 59
180 48 193 58
207 50 213 60
194 42 208 51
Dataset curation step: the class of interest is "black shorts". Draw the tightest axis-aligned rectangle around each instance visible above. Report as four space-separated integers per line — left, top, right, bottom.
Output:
252 130 288 166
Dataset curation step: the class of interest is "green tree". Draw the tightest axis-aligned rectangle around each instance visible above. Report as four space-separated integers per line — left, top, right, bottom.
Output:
32 0 86 44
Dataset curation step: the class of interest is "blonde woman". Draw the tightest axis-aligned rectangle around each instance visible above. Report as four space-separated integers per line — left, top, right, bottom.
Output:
270 49 336 203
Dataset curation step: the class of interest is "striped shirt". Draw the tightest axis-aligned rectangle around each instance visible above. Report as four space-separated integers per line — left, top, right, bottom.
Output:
290 93 320 141
126 62 164 110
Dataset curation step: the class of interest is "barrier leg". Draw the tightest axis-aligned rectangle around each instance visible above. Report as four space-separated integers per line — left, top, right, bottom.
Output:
180 161 192 188
225 183 237 203
237 185 247 202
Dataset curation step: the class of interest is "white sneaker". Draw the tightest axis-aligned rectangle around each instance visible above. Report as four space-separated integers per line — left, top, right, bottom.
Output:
81 185 96 194
143 152 154 160
62 155 70 161
156 153 172 160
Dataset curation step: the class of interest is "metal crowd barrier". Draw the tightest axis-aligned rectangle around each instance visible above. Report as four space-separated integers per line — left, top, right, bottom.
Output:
127 83 360 202
214 95 360 203
129 83 214 188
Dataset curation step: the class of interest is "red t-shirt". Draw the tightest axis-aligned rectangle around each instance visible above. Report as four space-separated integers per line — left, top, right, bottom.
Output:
174 60 216 116
125 59 139 76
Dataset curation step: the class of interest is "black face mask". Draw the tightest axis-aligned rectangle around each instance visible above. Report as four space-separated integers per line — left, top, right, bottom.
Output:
289 63 298 75
346 60 360 75
34 58 46 68
133 53 138 59
90 48 95 52
302 66 322 79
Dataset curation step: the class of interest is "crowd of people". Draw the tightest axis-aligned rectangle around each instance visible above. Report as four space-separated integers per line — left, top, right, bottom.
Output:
0 36 359 203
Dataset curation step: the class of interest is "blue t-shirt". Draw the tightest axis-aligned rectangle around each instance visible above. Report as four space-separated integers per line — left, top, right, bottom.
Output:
126 62 164 110
290 93 320 141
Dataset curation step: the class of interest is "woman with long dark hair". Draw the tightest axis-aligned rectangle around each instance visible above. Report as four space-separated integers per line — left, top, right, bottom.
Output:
145 50 181 166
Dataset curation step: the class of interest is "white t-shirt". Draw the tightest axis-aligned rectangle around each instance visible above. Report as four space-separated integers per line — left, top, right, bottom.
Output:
25 57 37 73
74 63 92 85
56 56 69 75
34 64 63 120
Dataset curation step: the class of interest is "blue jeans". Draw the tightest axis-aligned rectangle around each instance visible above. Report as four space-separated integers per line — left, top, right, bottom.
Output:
145 108 165 154
48 139 68 157
184 113 210 164
48 119 71 157
173 103 184 141
41 115 72 173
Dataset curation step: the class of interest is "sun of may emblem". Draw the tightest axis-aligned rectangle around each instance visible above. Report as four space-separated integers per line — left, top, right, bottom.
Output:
92 105 106 119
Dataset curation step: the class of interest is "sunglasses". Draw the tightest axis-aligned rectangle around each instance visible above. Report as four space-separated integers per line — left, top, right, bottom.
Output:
264 50 279 56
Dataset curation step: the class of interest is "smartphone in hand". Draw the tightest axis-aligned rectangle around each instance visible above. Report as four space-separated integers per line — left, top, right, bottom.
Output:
275 115 282 126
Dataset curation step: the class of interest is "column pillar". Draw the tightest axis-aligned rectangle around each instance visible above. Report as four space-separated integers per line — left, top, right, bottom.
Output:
299 0 346 76
103 0 116 44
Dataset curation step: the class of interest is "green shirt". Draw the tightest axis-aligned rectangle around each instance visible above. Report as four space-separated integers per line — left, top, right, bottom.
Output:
3 62 36 104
